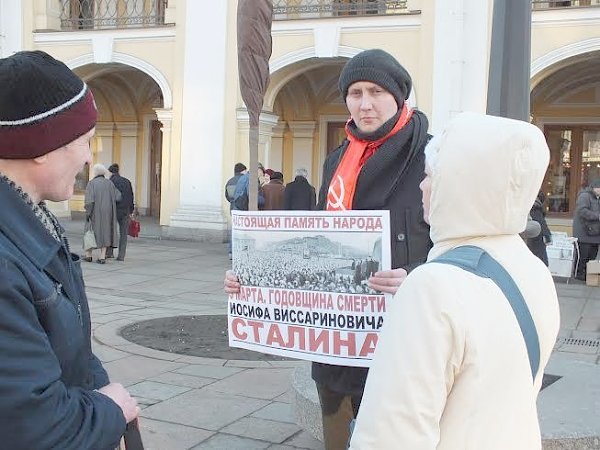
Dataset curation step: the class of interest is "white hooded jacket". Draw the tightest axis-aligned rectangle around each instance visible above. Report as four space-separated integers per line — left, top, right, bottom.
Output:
350 113 561 450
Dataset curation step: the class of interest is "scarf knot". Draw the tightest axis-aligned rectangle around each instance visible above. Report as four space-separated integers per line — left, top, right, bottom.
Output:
326 104 413 211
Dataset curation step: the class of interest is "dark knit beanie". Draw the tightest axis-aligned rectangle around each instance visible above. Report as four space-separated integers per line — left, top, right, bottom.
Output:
590 179 600 189
338 49 412 108
0 50 97 159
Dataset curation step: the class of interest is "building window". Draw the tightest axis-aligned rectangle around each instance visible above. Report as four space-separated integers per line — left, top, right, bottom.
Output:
544 126 600 216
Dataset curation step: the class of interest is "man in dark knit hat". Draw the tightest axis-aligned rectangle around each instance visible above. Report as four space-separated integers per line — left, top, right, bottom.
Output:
225 48 432 448
106 163 135 261
312 48 432 449
0 51 137 449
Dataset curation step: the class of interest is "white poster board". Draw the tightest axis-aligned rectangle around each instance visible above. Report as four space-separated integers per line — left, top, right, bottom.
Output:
228 210 391 367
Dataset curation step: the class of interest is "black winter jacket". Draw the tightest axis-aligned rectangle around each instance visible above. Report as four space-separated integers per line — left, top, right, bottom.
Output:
284 176 316 210
110 173 135 219
312 111 432 396
573 188 600 244
0 180 125 449
527 197 552 265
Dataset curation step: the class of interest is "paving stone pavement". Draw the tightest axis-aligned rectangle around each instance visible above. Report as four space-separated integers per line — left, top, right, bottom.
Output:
60 218 600 449
60 218 323 450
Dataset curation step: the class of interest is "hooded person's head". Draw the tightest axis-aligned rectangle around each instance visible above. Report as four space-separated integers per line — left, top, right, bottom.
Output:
422 112 550 247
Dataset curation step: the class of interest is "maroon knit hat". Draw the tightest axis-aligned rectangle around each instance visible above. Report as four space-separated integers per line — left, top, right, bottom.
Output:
0 50 97 159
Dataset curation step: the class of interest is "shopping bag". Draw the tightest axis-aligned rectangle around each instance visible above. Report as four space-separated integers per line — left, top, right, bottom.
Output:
128 217 140 238
83 230 97 250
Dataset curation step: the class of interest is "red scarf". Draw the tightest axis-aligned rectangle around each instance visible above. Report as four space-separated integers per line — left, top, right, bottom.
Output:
326 104 413 211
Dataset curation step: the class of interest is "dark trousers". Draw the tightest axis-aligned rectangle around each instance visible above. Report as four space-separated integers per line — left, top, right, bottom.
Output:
106 215 130 260
316 383 362 450
576 242 599 279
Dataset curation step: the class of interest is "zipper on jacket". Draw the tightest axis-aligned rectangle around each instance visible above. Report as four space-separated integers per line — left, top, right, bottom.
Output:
61 235 83 326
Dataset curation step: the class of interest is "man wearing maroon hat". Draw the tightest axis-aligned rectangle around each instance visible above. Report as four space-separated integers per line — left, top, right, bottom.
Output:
0 51 138 449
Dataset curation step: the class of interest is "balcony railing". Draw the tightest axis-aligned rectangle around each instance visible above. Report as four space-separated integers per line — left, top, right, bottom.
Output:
60 0 167 30
272 0 410 20
532 0 600 9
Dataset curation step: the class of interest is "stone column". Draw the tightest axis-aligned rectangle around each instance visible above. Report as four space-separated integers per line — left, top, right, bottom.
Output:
0 0 22 56
288 121 317 177
430 0 494 133
168 0 228 235
154 108 174 226
34 0 60 31
115 122 138 190
270 122 287 173
94 123 115 170
236 109 280 169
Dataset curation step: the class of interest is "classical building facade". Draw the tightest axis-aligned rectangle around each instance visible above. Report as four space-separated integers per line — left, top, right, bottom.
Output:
0 0 598 235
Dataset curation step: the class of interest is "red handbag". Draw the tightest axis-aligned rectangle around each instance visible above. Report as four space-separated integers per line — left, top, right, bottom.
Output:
128 217 140 238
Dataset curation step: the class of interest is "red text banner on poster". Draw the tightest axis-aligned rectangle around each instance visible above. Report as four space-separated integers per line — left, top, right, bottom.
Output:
228 210 391 367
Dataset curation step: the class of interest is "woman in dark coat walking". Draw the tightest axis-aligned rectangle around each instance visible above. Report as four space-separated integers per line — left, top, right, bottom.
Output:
527 191 552 265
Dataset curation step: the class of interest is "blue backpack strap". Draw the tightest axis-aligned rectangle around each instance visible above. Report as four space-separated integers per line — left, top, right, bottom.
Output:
431 245 541 382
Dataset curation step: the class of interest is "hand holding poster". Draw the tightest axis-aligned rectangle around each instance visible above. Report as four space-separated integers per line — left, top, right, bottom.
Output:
228 210 391 367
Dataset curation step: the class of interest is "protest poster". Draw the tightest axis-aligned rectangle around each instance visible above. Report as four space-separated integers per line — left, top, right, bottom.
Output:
228 210 391 367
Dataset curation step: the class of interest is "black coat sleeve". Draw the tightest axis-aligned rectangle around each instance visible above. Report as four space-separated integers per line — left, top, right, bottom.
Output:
89 353 110 388
0 261 125 450
283 185 292 210
530 207 552 241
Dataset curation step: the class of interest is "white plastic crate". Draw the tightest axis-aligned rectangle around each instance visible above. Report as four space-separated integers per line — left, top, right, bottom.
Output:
547 233 578 278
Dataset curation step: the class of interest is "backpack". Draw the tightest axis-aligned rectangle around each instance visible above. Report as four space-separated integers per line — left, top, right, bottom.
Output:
233 192 249 211
225 175 241 203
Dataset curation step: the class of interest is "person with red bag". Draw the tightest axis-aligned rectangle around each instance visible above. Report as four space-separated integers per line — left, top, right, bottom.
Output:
107 163 135 260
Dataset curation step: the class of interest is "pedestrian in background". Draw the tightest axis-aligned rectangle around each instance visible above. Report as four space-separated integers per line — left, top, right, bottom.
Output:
106 163 134 261
350 113 560 450
572 179 600 280
263 171 286 210
225 162 247 207
225 162 248 259
527 190 552 266
84 163 121 264
0 50 137 449
232 162 265 211
284 168 316 211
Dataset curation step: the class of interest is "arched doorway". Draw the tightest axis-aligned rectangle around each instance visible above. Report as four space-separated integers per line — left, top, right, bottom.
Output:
265 58 348 188
531 51 600 219
72 63 164 218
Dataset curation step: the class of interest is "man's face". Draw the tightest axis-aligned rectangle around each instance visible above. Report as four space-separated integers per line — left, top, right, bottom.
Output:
593 187 600 197
345 81 398 134
419 163 433 225
41 128 94 202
